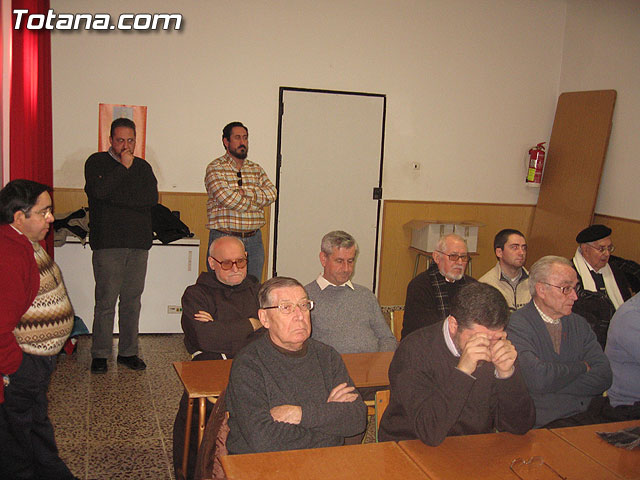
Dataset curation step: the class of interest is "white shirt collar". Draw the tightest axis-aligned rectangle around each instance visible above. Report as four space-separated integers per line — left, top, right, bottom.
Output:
316 274 354 291
533 300 561 325
442 317 460 357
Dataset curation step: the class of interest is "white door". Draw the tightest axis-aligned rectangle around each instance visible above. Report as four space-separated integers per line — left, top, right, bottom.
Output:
273 88 385 291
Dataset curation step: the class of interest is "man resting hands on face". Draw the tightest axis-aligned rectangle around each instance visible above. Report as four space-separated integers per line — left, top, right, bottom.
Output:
379 282 535 446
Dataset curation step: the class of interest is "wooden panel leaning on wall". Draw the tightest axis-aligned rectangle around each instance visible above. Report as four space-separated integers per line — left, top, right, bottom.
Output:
52 188 271 281
376 200 640 308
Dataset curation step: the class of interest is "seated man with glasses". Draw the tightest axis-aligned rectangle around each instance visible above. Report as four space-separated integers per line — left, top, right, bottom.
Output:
507 256 613 428
402 233 476 338
173 235 263 478
572 225 633 348
225 277 367 454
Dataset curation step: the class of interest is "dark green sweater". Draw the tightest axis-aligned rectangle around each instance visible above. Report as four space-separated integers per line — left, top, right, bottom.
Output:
226 335 367 454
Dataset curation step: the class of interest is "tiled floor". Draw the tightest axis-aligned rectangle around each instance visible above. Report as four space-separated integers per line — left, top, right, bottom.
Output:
49 334 377 479
49 334 190 480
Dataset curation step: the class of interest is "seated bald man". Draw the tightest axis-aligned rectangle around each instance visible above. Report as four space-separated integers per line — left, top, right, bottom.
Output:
225 277 367 454
173 235 263 479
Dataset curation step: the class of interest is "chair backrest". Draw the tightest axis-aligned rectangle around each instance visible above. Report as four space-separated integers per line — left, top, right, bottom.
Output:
194 390 229 480
391 310 404 342
374 389 390 442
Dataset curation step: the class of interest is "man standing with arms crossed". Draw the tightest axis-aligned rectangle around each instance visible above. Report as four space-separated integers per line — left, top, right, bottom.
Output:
205 122 277 281
85 118 158 373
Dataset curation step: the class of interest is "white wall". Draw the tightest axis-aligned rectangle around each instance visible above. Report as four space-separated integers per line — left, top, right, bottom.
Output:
559 0 640 221
51 0 566 206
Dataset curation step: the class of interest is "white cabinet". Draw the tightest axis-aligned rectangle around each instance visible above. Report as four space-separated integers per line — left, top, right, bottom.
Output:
55 238 200 333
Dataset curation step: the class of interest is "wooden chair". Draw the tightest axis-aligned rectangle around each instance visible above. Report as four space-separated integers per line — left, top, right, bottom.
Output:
381 305 404 341
194 390 229 480
390 309 404 341
374 389 390 442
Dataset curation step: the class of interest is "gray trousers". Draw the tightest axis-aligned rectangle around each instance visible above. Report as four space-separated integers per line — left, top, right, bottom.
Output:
91 248 149 359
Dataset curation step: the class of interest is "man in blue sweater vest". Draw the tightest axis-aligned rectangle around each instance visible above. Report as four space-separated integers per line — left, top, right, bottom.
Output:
305 230 397 355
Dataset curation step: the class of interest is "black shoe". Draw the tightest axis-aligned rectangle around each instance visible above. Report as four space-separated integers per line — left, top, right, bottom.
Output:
91 358 107 374
117 355 146 371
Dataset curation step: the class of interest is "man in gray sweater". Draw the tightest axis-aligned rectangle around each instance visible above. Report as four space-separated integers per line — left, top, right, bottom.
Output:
305 230 397 354
225 277 367 454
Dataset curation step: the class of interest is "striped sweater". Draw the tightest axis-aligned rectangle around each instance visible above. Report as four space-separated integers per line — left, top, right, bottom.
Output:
13 241 74 355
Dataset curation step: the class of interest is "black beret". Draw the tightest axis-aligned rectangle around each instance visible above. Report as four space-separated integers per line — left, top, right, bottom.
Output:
576 224 611 243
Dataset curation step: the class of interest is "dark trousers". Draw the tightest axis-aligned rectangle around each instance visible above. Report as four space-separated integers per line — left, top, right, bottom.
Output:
91 248 148 358
544 395 616 429
0 353 75 479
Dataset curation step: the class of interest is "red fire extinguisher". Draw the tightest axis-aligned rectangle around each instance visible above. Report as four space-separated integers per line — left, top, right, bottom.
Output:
526 142 546 186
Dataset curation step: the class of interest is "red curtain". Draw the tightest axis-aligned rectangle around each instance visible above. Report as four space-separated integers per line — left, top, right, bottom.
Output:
9 0 54 254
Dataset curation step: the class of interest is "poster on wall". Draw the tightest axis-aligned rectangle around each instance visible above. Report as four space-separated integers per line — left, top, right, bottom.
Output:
98 103 147 158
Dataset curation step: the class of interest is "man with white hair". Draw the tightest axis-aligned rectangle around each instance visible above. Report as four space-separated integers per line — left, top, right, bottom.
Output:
572 224 632 348
402 233 476 338
507 256 612 428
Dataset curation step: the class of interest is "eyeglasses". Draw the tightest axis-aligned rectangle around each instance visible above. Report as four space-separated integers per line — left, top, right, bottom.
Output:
236 171 242 187
26 206 53 219
510 457 566 480
584 243 615 254
541 282 578 295
435 251 470 262
113 138 135 145
211 256 247 270
263 300 315 315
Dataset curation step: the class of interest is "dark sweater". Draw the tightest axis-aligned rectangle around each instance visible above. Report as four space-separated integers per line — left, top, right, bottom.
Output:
84 151 158 250
226 335 367 454
402 264 475 338
181 272 261 357
572 263 633 349
379 322 535 445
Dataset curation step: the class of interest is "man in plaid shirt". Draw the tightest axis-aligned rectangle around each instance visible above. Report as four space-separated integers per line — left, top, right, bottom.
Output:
205 122 276 281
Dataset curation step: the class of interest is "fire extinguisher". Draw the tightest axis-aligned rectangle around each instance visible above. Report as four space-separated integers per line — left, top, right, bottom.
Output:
526 142 546 187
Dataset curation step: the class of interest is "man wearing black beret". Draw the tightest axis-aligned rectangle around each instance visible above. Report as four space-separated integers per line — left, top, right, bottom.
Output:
572 224 633 347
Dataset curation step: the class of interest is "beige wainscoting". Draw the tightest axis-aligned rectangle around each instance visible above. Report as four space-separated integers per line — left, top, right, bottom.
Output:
53 190 638 305
52 188 270 280
593 214 640 262
377 200 640 307
378 200 535 307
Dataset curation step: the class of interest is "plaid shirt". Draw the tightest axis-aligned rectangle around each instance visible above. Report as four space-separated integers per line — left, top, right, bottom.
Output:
204 153 277 232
